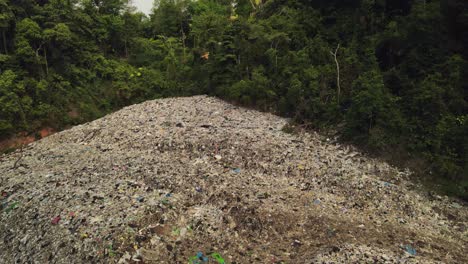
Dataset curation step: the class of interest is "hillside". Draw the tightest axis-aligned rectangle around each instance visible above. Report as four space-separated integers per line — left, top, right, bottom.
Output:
0 96 466 263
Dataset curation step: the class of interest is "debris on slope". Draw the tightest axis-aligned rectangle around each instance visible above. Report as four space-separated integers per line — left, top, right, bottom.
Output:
0 96 466 263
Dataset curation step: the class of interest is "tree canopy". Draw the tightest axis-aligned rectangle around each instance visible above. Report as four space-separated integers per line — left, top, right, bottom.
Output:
0 0 466 197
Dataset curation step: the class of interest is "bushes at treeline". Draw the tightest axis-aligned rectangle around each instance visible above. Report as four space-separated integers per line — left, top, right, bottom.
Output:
0 0 466 196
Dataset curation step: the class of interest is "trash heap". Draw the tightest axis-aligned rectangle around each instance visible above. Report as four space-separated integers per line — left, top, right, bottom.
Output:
0 96 466 263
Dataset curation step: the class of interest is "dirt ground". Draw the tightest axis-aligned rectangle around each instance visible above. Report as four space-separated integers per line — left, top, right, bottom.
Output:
0 96 466 263
0 127 55 152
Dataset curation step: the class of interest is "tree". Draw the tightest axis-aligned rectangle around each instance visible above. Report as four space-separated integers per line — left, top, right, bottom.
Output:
330 44 341 103
0 0 13 54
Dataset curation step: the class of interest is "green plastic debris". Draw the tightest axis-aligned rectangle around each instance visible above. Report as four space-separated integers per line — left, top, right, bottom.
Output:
188 252 225 264
5 201 19 213
108 244 116 257
210 252 225 264
172 227 181 236
188 255 197 263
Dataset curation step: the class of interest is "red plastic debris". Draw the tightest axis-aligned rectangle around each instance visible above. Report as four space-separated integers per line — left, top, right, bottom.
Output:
51 216 61 225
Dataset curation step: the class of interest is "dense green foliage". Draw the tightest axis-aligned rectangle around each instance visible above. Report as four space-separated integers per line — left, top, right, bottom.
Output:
0 0 467 197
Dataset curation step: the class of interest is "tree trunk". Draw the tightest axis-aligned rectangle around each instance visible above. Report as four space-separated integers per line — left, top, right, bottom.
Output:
124 39 128 58
248 0 257 10
330 44 341 103
275 41 279 73
2 30 7 55
44 47 49 76
35 46 43 78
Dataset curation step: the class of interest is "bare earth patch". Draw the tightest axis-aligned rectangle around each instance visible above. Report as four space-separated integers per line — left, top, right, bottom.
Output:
0 96 466 263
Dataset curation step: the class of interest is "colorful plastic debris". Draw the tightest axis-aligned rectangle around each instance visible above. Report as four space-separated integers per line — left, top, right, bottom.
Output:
201 52 210 60
189 251 224 264
5 201 18 213
51 216 61 225
189 251 208 264
108 244 116 257
1 200 8 210
211 252 225 264
405 245 417 256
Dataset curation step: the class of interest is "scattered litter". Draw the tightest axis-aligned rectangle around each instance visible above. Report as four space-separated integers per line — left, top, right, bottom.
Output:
327 228 336 238
189 251 209 263
0 96 465 263
210 252 225 264
1 200 8 210
214 155 222 160
107 244 116 257
4 201 18 213
404 245 417 256
172 227 181 236
189 252 224 264
51 216 61 225
292 239 303 246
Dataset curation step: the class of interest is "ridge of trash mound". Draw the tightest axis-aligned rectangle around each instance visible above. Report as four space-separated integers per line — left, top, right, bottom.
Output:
0 95 466 263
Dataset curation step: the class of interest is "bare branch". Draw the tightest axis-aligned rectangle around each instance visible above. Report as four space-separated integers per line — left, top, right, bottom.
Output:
331 44 341 103
12 145 24 169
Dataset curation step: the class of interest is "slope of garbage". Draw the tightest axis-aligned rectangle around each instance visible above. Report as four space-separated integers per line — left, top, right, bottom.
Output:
0 96 466 263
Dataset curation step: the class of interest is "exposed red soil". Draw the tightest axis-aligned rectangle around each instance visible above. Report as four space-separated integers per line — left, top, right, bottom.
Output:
0 127 55 152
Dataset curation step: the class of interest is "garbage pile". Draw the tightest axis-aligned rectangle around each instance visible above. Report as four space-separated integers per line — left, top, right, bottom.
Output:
0 96 466 263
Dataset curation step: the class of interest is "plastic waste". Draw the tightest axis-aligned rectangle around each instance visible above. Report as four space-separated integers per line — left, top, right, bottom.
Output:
189 252 224 264
404 245 416 256
4 201 19 213
51 216 61 225
211 252 225 264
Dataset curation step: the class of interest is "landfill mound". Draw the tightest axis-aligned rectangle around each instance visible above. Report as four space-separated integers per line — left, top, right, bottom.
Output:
0 96 466 263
